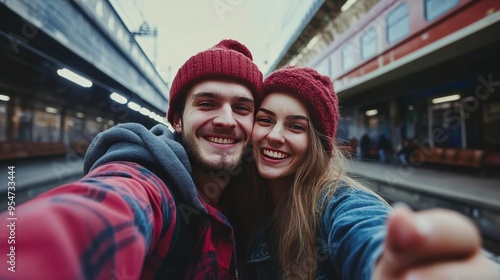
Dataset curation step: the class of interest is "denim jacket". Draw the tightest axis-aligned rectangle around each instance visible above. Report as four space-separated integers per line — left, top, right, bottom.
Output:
246 185 391 280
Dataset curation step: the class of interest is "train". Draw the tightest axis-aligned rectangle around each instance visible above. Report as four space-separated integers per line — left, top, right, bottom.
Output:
307 0 500 168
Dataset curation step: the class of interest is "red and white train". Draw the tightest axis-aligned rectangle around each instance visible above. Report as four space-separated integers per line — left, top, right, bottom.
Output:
313 0 499 93
307 0 500 166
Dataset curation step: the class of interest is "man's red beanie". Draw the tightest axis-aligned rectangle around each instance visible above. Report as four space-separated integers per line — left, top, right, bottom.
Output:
167 39 263 124
261 66 339 156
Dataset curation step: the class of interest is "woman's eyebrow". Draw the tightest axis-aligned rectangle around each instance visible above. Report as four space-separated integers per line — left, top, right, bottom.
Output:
257 108 275 115
287 115 308 121
258 108 308 121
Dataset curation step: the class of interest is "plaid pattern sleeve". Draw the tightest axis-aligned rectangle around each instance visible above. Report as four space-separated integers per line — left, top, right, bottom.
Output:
0 161 176 280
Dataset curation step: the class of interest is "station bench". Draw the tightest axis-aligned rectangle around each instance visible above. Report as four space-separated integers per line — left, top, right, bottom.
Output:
419 148 484 168
417 147 500 175
0 142 68 161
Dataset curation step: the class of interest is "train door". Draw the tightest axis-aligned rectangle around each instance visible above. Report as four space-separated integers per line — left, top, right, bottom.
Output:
0 98 7 141
429 93 464 148
483 100 500 152
12 102 33 143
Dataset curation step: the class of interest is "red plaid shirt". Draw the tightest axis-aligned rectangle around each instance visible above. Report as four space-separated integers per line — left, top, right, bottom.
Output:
0 162 237 279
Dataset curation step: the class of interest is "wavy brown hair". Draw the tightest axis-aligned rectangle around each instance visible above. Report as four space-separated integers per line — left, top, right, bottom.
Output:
262 121 386 280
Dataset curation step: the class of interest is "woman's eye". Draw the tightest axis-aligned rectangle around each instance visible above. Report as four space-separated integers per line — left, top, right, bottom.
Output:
290 124 305 131
256 117 272 124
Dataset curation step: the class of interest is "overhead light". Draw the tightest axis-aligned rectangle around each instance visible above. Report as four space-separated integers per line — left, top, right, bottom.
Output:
0 94 10 101
57 68 93 88
365 109 378 116
408 105 414 110
432 94 460 104
110 92 128 104
45 107 58 114
76 112 85 118
341 0 358 12
140 107 150 116
154 115 163 122
96 117 103 122
127 102 141 111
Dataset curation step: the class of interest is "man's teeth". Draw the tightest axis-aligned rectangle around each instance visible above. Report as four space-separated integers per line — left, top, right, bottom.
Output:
263 149 288 159
208 137 236 144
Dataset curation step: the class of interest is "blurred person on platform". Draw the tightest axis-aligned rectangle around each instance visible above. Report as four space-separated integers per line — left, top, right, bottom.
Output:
360 133 371 160
396 138 411 166
377 134 391 163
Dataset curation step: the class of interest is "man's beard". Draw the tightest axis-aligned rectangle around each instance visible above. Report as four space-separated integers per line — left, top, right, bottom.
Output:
182 131 242 172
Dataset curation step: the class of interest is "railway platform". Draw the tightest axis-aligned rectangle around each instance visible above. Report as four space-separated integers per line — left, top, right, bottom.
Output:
347 159 500 210
348 159 500 258
1 154 499 260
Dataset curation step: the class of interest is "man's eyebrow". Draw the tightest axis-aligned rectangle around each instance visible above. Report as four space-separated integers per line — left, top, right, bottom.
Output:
191 91 217 99
191 91 254 103
237 96 254 103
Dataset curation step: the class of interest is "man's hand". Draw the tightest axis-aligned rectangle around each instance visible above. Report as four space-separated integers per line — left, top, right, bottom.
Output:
373 204 500 280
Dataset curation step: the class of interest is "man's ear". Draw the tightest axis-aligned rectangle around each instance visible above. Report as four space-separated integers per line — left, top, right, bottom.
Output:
172 113 183 133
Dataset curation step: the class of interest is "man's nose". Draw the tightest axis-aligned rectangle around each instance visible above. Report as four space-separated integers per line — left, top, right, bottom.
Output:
212 104 237 127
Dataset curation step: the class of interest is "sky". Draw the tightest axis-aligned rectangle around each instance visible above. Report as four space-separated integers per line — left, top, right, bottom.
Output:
110 0 319 86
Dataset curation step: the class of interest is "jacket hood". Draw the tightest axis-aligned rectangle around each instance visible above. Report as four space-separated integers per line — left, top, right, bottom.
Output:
83 123 207 214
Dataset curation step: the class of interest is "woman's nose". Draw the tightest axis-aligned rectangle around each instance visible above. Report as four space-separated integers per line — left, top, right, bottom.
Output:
266 124 285 144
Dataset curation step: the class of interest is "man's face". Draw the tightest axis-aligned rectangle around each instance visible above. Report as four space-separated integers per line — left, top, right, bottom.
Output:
173 80 254 172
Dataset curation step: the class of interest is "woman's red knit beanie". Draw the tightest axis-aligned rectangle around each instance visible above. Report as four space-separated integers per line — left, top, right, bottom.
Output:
167 39 263 124
261 66 339 156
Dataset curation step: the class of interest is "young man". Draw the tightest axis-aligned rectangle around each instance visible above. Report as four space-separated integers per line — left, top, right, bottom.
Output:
0 39 262 279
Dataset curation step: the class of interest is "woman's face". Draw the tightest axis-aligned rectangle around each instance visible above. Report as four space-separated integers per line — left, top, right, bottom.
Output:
252 92 310 181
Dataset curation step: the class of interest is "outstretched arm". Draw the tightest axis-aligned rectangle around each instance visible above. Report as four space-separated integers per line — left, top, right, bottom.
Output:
0 162 176 280
373 204 500 279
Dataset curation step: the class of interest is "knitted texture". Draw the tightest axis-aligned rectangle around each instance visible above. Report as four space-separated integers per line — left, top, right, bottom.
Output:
261 66 339 155
167 39 263 123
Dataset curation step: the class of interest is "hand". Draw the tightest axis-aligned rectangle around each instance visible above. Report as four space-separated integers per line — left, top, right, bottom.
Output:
373 204 500 280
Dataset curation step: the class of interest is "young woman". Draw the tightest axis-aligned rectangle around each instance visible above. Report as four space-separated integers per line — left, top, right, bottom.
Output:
245 66 499 280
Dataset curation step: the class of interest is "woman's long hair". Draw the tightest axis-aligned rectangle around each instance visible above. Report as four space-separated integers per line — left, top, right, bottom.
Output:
267 122 386 280
218 145 265 260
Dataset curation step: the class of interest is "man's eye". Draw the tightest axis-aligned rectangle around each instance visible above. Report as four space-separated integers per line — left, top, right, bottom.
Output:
234 105 251 112
198 102 214 107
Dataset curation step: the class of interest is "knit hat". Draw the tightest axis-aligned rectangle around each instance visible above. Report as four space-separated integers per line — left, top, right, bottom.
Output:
167 39 263 123
261 66 339 155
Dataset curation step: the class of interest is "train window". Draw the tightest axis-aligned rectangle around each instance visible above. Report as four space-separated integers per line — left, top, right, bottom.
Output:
341 44 357 71
425 0 459 21
0 102 7 141
12 105 33 142
64 115 85 145
85 118 103 140
386 2 410 44
33 108 61 142
361 27 377 59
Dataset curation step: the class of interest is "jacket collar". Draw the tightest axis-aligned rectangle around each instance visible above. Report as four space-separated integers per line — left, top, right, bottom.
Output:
246 226 271 263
